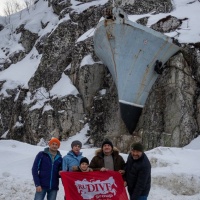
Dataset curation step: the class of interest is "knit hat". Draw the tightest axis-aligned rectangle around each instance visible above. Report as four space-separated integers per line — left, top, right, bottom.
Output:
49 138 60 147
71 140 82 148
101 139 113 149
131 142 144 152
80 157 89 165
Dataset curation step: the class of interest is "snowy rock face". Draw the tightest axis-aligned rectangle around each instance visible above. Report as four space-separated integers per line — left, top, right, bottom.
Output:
16 25 39 54
0 0 200 152
28 19 80 91
122 0 173 14
150 16 182 33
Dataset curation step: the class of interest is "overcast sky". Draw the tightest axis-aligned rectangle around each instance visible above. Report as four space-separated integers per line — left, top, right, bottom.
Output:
0 0 25 16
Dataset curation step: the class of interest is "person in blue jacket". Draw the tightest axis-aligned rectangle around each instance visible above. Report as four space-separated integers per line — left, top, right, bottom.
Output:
62 140 83 171
32 138 62 200
62 140 83 200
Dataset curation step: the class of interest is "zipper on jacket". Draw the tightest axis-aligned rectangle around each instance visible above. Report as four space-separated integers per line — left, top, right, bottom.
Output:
50 162 54 189
49 153 54 190
49 153 61 189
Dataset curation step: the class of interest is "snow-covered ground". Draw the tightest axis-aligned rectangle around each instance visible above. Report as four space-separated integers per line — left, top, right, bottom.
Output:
0 127 200 200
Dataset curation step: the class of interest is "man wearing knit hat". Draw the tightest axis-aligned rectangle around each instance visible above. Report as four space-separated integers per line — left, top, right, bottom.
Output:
124 142 151 200
89 139 125 175
32 137 62 200
62 140 83 172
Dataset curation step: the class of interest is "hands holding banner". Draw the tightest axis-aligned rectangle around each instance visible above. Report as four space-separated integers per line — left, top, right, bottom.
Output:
60 171 128 200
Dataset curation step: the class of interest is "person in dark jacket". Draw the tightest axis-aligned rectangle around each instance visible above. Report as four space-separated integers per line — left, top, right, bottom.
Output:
125 142 151 200
89 139 125 175
32 137 62 200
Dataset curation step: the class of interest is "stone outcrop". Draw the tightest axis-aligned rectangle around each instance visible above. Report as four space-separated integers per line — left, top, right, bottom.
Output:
137 53 198 149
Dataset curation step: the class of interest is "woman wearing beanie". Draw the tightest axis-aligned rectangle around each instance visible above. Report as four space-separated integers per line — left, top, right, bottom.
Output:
62 140 83 200
124 142 151 200
62 140 83 172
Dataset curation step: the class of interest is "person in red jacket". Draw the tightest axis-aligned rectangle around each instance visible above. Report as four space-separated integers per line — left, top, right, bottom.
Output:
32 138 62 200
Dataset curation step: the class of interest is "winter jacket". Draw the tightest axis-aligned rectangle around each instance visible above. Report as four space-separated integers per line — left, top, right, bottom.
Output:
32 147 62 190
62 150 83 171
89 147 125 171
125 152 151 200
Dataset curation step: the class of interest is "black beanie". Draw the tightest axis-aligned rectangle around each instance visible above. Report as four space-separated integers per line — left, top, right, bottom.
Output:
71 140 82 148
80 157 89 165
131 142 144 152
101 139 113 149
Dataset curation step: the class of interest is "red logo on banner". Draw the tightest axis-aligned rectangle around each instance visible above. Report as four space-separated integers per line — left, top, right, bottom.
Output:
60 171 128 200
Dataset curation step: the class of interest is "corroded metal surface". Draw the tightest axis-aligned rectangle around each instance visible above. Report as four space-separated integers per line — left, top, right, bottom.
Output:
94 7 180 132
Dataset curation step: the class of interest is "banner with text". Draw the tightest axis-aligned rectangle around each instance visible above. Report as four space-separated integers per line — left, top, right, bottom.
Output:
60 171 128 200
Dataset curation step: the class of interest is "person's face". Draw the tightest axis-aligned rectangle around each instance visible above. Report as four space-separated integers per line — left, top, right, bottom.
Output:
131 150 142 160
102 144 112 155
80 162 89 171
72 145 81 154
49 142 59 152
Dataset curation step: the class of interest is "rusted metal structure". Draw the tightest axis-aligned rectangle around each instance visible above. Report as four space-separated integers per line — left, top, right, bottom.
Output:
93 7 180 133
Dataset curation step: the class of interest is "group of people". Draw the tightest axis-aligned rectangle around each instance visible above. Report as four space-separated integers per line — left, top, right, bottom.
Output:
32 138 151 200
